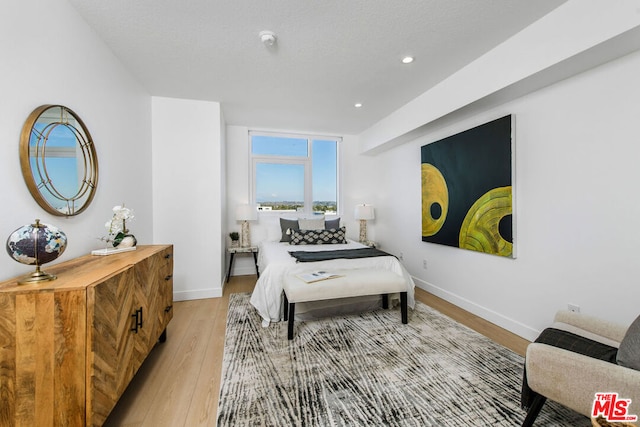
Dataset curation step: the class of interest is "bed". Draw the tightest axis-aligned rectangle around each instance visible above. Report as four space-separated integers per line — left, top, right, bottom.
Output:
249 239 416 327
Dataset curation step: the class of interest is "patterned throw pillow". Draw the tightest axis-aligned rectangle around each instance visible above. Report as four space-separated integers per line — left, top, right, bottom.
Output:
290 227 347 245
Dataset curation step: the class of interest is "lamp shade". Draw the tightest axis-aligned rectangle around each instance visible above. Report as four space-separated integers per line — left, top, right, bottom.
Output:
354 204 375 220
235 204 258 221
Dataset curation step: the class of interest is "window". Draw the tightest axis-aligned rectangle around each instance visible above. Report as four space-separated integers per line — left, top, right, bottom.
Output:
250 131 339 214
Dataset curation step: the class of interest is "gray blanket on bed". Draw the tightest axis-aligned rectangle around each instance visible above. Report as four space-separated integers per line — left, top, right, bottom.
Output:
288 247 395 262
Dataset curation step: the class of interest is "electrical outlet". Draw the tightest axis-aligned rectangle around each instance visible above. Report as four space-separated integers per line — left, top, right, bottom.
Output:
568 303 580 313
422 259 428 269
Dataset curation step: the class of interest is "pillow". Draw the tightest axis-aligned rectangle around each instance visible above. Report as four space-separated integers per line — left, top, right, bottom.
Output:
298 217 325 231
279 218 299 243
289 227 347 245
617 314 640 370
325 217 340 230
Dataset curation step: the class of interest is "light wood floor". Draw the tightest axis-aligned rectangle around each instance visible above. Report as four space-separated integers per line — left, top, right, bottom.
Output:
104 275 529 426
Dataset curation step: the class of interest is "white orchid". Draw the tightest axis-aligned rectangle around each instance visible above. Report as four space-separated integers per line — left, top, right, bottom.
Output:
105 204 135 236
112 205 134 221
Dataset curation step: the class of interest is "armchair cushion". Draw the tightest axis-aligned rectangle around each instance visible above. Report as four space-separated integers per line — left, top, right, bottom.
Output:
617 314 640 370
522 310 640 425
522 328 618 410
525 343 640 417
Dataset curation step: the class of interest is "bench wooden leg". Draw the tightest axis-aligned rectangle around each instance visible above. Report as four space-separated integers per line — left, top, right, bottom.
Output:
382 294 389 309
283 292 289 321
400 292 408 324
287 302 295 340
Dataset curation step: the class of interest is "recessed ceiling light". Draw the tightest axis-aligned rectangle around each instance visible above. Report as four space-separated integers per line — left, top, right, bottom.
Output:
259 30 277 46
354 103 363 108
402 56 414 64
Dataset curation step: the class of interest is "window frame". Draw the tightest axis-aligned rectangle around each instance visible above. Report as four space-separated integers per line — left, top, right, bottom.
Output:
249 130 341 216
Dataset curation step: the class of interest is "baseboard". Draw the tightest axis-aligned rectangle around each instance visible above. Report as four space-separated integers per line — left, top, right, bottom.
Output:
412 276 540 342
173 287 223 301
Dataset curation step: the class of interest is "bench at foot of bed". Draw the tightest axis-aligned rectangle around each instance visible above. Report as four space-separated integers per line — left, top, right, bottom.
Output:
282 269 408 340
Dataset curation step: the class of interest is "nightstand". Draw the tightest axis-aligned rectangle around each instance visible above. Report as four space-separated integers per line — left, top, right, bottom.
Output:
226 246 259 282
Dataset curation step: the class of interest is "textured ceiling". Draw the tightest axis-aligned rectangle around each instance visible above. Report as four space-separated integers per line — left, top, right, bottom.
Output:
68 0 566 134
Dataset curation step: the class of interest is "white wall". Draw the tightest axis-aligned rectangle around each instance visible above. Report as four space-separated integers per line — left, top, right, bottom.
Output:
220 111 228 289
225 125 254 277
152 97 224 300
0 0 153 281
369 48 640 341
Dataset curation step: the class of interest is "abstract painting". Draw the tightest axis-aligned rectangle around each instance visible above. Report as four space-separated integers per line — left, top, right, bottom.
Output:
421 115 515 258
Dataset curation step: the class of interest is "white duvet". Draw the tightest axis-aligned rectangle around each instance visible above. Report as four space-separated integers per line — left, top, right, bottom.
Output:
249 239 416 326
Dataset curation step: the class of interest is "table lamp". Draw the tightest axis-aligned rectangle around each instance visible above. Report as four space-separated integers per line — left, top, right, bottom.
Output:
354 204 374 243
236 204 258 247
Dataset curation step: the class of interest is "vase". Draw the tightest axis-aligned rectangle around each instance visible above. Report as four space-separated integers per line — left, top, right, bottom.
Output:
117 235 137 248
112 232 137 248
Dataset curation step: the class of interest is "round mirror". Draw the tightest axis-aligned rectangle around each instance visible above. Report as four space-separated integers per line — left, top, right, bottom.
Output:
20 105 98 216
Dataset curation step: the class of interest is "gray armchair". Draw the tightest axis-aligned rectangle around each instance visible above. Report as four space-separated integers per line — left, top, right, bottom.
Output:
522 310 640 426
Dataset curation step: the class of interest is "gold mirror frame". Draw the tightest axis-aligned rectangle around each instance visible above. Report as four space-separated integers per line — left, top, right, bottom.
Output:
20 105 99 216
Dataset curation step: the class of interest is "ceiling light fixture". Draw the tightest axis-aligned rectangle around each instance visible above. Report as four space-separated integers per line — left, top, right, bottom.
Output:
259 30 277 46
354 103 363 108
402 56 414 64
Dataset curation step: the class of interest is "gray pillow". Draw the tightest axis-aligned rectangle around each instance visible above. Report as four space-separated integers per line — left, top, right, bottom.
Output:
325 217 340 230
617 314 640 370
279 218 299 243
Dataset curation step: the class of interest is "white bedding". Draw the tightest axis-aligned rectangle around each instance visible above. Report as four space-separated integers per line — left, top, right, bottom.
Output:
249 239 415 326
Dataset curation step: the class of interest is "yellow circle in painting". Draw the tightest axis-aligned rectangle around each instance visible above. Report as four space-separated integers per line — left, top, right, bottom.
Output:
459 186 512 257
422 163 448 236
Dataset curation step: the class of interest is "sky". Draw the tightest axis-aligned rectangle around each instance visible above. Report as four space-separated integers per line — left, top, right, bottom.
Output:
31 123 82 209
252 135 337 203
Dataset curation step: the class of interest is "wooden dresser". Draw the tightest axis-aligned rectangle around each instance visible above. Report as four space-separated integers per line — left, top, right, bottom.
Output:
0 244 174 427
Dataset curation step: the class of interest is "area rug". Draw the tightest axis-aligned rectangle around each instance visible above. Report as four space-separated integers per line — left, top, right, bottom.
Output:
217 293 588 426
